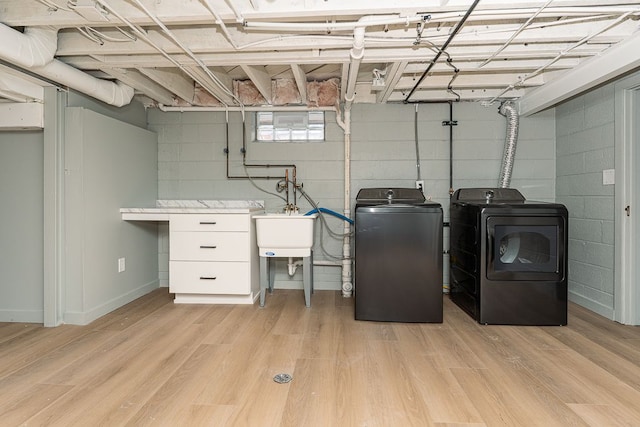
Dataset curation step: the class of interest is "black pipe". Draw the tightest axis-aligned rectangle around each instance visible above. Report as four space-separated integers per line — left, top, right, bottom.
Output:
225 112 297 180
403 0 480 103
449 101 454 197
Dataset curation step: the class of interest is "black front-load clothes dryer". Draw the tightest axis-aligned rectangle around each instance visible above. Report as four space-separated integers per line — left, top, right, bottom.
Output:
449 188 568 325
354 188 443 323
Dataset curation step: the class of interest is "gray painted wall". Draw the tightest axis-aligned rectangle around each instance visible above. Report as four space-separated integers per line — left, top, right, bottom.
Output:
68 91 147 129
556 85 617 318
148 102 556 291
64 108 158 325
0 131 44 322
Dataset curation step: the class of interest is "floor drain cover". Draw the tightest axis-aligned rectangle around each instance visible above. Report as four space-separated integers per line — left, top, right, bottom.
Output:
273 373 292 384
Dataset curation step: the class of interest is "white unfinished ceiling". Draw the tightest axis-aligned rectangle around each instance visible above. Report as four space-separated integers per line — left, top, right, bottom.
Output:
1 0 639 119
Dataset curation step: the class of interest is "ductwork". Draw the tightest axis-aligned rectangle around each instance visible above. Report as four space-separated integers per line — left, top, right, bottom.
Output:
498 101 519 188
0 23 134 107
0 26 58 68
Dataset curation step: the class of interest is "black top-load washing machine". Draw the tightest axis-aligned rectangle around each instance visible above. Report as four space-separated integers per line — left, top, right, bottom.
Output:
449 188 568 325
354 188 443 323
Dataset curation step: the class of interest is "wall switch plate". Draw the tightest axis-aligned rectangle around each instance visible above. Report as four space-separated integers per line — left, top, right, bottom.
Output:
602 169 615 185
118 257 125 273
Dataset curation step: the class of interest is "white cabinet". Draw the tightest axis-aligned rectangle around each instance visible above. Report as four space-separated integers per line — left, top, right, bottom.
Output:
168 213 260 304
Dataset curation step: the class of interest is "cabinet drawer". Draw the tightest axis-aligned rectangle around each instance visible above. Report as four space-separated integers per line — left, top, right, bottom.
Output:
170 214 249 232
170 231 249 261
169 261 250 294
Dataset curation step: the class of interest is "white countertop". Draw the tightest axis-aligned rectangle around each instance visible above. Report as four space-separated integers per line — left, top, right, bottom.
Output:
121 200 265 220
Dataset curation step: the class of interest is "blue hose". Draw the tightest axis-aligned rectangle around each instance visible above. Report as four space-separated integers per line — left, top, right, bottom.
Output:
305 207 354 224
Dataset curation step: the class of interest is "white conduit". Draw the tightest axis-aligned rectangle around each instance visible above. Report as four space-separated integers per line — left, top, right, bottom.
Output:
0 24 133 107
479 0 554 68
243 15 425 32
486 10 637 104
498 101 519 188
125 0 240 106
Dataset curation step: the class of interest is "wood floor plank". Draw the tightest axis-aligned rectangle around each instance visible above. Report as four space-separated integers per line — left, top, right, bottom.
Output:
0 383 73 425
528 326 640 392
271 290 312 336
0 324 94 379
1 290 640 425
280 358 338 427
0 329 118 416
123 343 233 426
90 287 173 331
199 304 256 345
177 404 238 427
23 316 207 425
568 403 638 427
0 322 40 344
354 340 436 426
450 326 590 426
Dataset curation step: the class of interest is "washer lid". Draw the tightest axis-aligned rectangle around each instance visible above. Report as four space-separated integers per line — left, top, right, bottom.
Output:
356 187 425 204
452 187 525 203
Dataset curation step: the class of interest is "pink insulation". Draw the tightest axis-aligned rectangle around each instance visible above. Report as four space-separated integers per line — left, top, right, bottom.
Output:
234 80 267 105
192 83 223 106
272 78 302 105
234 78 341 106
307 77 340 107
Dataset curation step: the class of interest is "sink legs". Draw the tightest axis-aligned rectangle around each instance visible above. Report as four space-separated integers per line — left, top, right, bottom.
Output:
259 252 313 307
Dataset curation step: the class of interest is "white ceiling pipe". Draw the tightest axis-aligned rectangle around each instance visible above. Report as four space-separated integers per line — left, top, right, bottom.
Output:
0 23 133 107
244 14 425 32
36 60 134 107
0 25 58 68
344 25 365 108
157 104 336 112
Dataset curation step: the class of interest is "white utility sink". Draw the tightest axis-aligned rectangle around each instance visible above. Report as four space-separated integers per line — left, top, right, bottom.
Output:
254 213 318 257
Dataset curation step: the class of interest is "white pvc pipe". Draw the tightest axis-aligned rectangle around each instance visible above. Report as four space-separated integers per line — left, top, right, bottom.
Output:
335 106 353 298
158 104 336 112
288 257 303 276
344 26 365 107
243 15 424 32
314 260 341 267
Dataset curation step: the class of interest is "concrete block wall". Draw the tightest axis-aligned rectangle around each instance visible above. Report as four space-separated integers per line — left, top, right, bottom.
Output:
556 85 616 318
148 102 556 291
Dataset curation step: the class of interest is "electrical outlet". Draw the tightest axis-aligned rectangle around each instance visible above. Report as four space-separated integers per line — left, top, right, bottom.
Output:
415 180 424 192
118 257 126 273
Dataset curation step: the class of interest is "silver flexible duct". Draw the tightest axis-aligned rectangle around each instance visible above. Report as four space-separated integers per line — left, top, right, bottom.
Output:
498 101 519 188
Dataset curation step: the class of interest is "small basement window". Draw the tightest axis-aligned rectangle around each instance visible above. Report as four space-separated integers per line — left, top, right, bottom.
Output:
255 111 325 142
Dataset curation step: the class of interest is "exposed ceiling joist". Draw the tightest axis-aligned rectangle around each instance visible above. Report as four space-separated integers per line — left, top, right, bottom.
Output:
290 64 307 104
101 67 175 106
519 30 640 116
1 0 639 111
376 61 408 103
138 68 196 104
183 66 233 105
240 65 272 103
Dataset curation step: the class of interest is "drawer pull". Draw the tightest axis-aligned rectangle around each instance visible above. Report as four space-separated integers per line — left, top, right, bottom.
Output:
199 276 217 280
199 221 217 225
199 245 218 249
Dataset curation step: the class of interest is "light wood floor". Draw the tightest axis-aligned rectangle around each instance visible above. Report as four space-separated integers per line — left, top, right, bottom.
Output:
2 289 640 426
